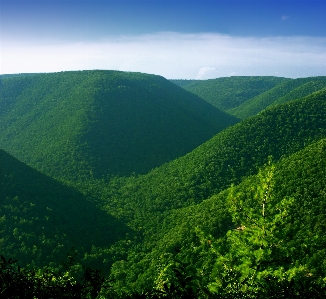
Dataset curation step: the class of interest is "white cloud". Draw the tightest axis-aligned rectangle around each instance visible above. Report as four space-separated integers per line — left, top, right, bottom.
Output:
282 15 290 20
1 32 326 79
196 67 216 79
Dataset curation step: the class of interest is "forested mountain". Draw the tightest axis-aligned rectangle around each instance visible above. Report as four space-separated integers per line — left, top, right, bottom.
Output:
169 79 198 87
172 76 326 121
108 137 326 295
0 149 129 269
100 88 326 218
0 70 238 181
85 88 326 292
0 73 42 79
1 71 326 298
229 76 326 119
171 76 288 111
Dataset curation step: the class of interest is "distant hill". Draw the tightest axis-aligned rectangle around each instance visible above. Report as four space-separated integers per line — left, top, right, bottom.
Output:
102 88 326 219
2 72 326 296
0 73 43 79
0 70 239 181
169 79 197 87
99 89 326 291
171 76 288 111
87 89 326 286
0 149 130 269
228 76 326 119
172 76 326 120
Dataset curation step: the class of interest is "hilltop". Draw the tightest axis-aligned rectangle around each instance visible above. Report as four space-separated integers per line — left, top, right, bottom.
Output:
79 88 326 291
1 72 326 298
229 76 326 118
171 76 288 111
101 88 326 219
0 70 238 181
172 76 326 120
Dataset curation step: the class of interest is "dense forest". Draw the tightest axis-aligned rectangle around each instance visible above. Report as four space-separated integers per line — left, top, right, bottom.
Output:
171 76 289 111
1 71 326 298
0 70 238 181
173 76 326 119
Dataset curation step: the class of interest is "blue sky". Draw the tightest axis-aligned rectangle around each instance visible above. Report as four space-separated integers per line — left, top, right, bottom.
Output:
1 0 326 78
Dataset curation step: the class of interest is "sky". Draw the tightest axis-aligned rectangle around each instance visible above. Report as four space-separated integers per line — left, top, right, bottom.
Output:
1 0 326 79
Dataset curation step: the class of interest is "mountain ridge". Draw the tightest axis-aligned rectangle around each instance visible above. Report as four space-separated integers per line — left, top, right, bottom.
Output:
229 76 326 118
171 76 289 111
1 71 326 297
0 70 239 181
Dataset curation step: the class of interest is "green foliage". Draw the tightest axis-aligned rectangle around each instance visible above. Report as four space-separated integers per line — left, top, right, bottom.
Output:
0 254 111 299
169 79 198 88
229 77 326 119
171 76 288 111
107 137 326 294
209 161 291 296
102 88 326 221
0 70 238 181
204 156 326 298
154 256 200 298
1 73 326 298
0 149 130 270
89 89 326 292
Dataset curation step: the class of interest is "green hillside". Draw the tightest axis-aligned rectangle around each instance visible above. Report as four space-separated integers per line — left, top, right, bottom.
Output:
169 79 197 87
229 76 326 119
83 88 326 293
171 76 288 111
101 88 326 219
1 73 326 298
0 70 239 181
0 149 130 269
109 137 326 295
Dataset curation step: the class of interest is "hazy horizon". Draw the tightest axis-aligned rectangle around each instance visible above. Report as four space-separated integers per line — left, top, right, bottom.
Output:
1 0 326 79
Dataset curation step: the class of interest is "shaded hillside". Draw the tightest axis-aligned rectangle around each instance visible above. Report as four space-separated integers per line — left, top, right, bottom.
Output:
2 73 326 297
0 149 130 269
171 76 288 111
229 76 326 119
77 90 326 285
101 88 326 220
108 137 326 292
169 79 197 87
0 70 239 181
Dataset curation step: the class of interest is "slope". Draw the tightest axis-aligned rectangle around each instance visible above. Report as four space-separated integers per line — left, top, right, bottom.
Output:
109 137 326 292
76 88 326 290
169 79 197 88
0 70 239 181
229 76 326 119
101 88 326 221
0 149 131 269
171 76 288 111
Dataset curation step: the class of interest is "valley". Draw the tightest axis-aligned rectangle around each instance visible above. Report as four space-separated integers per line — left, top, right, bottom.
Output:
1 71 326 298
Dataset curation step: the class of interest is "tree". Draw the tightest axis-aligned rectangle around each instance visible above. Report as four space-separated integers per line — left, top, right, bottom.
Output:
207 159 323 298
0 253 111 299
